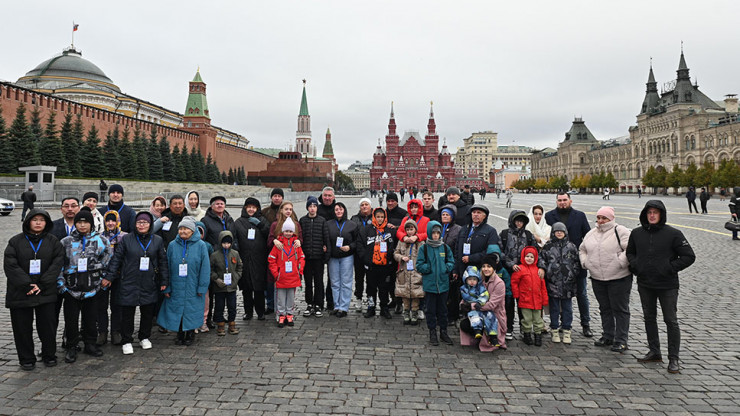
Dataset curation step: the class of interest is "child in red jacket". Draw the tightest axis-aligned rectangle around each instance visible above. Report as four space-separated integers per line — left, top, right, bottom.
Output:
511 246 548 346
268 218 305 328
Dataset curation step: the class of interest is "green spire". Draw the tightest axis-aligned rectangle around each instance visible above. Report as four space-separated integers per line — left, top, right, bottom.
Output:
184 69 209 119
322 126 333 157
299 79 309 116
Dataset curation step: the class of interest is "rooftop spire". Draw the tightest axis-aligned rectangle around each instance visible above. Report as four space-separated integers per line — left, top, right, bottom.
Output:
429 100 434 118
390 101 395 118
299 79 309 116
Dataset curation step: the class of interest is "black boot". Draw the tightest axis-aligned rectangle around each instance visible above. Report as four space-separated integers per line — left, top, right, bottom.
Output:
184 331 195 346
64 347 77 363
175 331 185 345
83 343 104 357
667 358 680 374
523 333 533 345
364 307 376 318
429 329 439 346
534 333 542 347
381 307 392 319
439 328 453 345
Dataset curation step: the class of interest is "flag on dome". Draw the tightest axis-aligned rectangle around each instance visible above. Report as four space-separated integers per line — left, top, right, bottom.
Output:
73 22 79 32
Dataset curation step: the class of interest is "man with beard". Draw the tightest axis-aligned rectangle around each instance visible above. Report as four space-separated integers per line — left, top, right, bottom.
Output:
98 184 137 233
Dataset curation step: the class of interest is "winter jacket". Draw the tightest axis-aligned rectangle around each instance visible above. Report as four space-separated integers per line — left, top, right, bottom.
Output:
461 191 475 206
579 220 631 282
686 188 696 202
153 207 189 247
299 214 330 262
460 279 489 306
317 200 337 221
21 190 36 208
356 208 396 268
157 226 211 332
268 235 305 289
449 198 471 227
423 206 439 222
4 209 64 309
57 229 112 300
544 207 591 248
730 187 740 216
626 200 696 290
455 204 500 275
386 205 408 229
397 199 430 242
90 208 105 234
51 218 76 242
99 201 137 234
210 231 243 293
104 212 169 307
511 247 548 310
102 209 126 250
499 210 536 273
416 232 455 294
328 207 358 258
201 207 236 250
234 205 270 292
699 190 710 203
393 219 424 299
538 229 580 299
439 204 462 250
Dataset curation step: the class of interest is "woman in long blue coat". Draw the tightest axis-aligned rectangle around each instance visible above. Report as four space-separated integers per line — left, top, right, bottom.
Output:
157 217 210 345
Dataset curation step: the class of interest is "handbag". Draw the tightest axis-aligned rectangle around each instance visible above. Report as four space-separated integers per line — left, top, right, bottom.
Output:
724 219 740 232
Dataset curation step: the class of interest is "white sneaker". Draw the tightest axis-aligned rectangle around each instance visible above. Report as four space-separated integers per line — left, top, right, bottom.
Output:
140 339 152 350
417 310 425 320
122 343 134 355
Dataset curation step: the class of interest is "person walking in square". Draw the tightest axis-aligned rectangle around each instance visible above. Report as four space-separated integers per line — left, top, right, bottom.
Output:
20 185 36 222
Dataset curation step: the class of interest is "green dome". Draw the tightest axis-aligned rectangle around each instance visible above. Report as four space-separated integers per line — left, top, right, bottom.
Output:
16 46 120 93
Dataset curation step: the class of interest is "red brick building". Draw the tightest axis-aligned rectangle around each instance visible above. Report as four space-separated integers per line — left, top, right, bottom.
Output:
370 103 454 192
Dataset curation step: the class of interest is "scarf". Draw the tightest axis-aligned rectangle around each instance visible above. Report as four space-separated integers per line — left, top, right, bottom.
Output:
371 209 389 266
526 205 551 247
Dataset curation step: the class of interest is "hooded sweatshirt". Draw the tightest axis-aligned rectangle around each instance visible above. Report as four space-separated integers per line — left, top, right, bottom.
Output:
397 199 430 242
500 210 536 273
626 200 695 290
511 246 548 310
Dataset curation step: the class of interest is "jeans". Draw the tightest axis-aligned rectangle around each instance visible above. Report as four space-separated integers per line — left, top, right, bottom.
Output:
304 259 325 308
638 285 680 359
366 266 393 309
214 292 237 323
592 275 632 345
425 291 449 330
120 303 155 344
328 256 354 312
576 272 591 326
10 303 56 365
548 297 573 330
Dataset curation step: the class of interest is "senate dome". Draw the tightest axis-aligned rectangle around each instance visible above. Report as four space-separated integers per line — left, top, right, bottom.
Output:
16 46 120 93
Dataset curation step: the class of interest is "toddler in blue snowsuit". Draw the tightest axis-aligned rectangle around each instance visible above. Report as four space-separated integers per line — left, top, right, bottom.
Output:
460 266 498 338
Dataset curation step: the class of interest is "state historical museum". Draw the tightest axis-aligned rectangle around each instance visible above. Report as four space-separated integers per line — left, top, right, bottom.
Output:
370 103 455 192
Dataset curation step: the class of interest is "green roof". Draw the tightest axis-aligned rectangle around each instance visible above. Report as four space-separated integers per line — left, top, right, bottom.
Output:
184 70 209 119
299 84 309 116
192 70 204 83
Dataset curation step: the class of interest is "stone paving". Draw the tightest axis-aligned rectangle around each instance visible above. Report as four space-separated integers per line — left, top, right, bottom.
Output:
0 192 738 415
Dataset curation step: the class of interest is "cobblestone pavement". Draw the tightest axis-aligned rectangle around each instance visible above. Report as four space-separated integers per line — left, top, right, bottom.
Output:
0 193 738 415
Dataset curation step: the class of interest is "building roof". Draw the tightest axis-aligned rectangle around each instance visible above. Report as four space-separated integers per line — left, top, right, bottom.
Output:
299 82 309 116
399 130 424 147
16 46 120 93
563 117 598 142
184 69 209 119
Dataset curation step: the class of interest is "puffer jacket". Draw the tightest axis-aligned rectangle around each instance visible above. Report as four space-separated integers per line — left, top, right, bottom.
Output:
105 212 169 307
58 229 112 299
153 206 189 247
299 213 330 262
626 200 695 290
579 220 631 281
415 220 455 294
397 199 430 242
499 210 536 273
201 207 236 250
538 228 580 298
210 231 243 293
4 209 65 309
393 219 424 299
511 246 548 309
268 235 305 289
234 203 270 292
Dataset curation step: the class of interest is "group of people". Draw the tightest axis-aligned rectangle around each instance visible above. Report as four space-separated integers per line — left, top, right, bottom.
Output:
4 185 695 374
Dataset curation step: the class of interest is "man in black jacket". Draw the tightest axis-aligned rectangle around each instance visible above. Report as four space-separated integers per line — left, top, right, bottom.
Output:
444 187 471 227
201 195 236 329
461 184 475 206
317 186 337 221
627 200 695 374
20 186 36 221
152 195 189 247
299 196 331 316
98 184 137 233
421 191 438 222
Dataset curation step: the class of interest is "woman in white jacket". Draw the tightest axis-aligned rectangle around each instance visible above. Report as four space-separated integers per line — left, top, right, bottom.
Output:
579 206 632 353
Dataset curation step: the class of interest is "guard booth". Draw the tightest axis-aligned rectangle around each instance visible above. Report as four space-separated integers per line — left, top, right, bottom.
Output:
19 166 57 201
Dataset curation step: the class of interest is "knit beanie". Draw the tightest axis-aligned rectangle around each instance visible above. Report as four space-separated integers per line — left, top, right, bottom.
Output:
179 217 197 232
73 208 94 225
108 184 124 195
306 195 319 209
282 217 296 232
135 212 152 224
552 222 567 234
386 192 399 202
82 192 98 202
271 188 285 198
359 197 372 207
596 206 615 221
446 186 460 196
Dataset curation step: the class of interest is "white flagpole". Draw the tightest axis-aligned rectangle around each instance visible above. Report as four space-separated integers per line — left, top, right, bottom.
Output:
72 21 75 46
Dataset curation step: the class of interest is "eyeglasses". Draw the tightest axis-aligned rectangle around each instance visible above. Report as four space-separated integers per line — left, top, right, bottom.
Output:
136 220 151 225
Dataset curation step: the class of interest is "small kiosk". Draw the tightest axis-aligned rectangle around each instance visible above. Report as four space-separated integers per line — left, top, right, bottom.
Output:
19 166 57 201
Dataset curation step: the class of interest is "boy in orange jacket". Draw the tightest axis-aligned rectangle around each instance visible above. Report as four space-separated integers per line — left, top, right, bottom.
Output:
268 218 305 328
511 246 548 346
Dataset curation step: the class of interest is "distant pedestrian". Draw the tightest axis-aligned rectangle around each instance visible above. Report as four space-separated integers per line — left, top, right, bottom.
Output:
603 188 610 200
699 187 709 214
637 188 642 198
505 189 513 208
686 186 698 213
627 200 695 374
98 180 107 203
20 185 36 222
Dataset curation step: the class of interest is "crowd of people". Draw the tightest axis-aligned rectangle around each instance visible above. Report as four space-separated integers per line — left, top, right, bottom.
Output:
5 184 698 374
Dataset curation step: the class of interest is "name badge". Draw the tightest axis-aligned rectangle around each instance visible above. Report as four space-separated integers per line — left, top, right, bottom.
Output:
406 260 414 271
140 257 150 271
29 259 41 275
248 229 256 240
78 258 88 273
285 261 293 273
179 263 188 277
379 242 387 253
335 236 344 247
162 221 173 231
224 273 232 285
463 243 471 255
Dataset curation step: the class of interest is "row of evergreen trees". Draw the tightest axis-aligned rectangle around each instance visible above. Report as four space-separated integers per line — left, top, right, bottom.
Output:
0 104 249 184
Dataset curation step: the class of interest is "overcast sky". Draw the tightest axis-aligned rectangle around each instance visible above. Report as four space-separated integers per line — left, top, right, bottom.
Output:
3 1 739 169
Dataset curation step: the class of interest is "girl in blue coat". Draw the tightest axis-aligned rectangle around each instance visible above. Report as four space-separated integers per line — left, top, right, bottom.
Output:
157 217 211 346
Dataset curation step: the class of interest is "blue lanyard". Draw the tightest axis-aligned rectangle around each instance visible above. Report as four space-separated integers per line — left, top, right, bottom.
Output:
181 241 188 263
136 235 152 256
81 236 87 251
361 217 368 227
66 224 75 236
220 218 226 230
25 235 43 259
467 226 475 242
336 220 345 235
282 244 293 259
442 224 449 238
108 231 120 244
223 248 229 271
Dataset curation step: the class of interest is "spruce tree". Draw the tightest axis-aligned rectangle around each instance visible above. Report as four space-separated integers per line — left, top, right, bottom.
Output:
58 113 74 176
192 148 206 182
7 104 32 171
119 127 135 179
41 111 66 171
181 145 194 182
66 114 85 176
147 128 164 180
0 105 13 174
237 166 246 185
171 144 187 182
103 126 121 178
82 124 104 178
130 126 144 179
205 153 220 183
135 129 150 180
227 167 235 184
221 171 228 184
160 136 175 181
27 107 43 166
